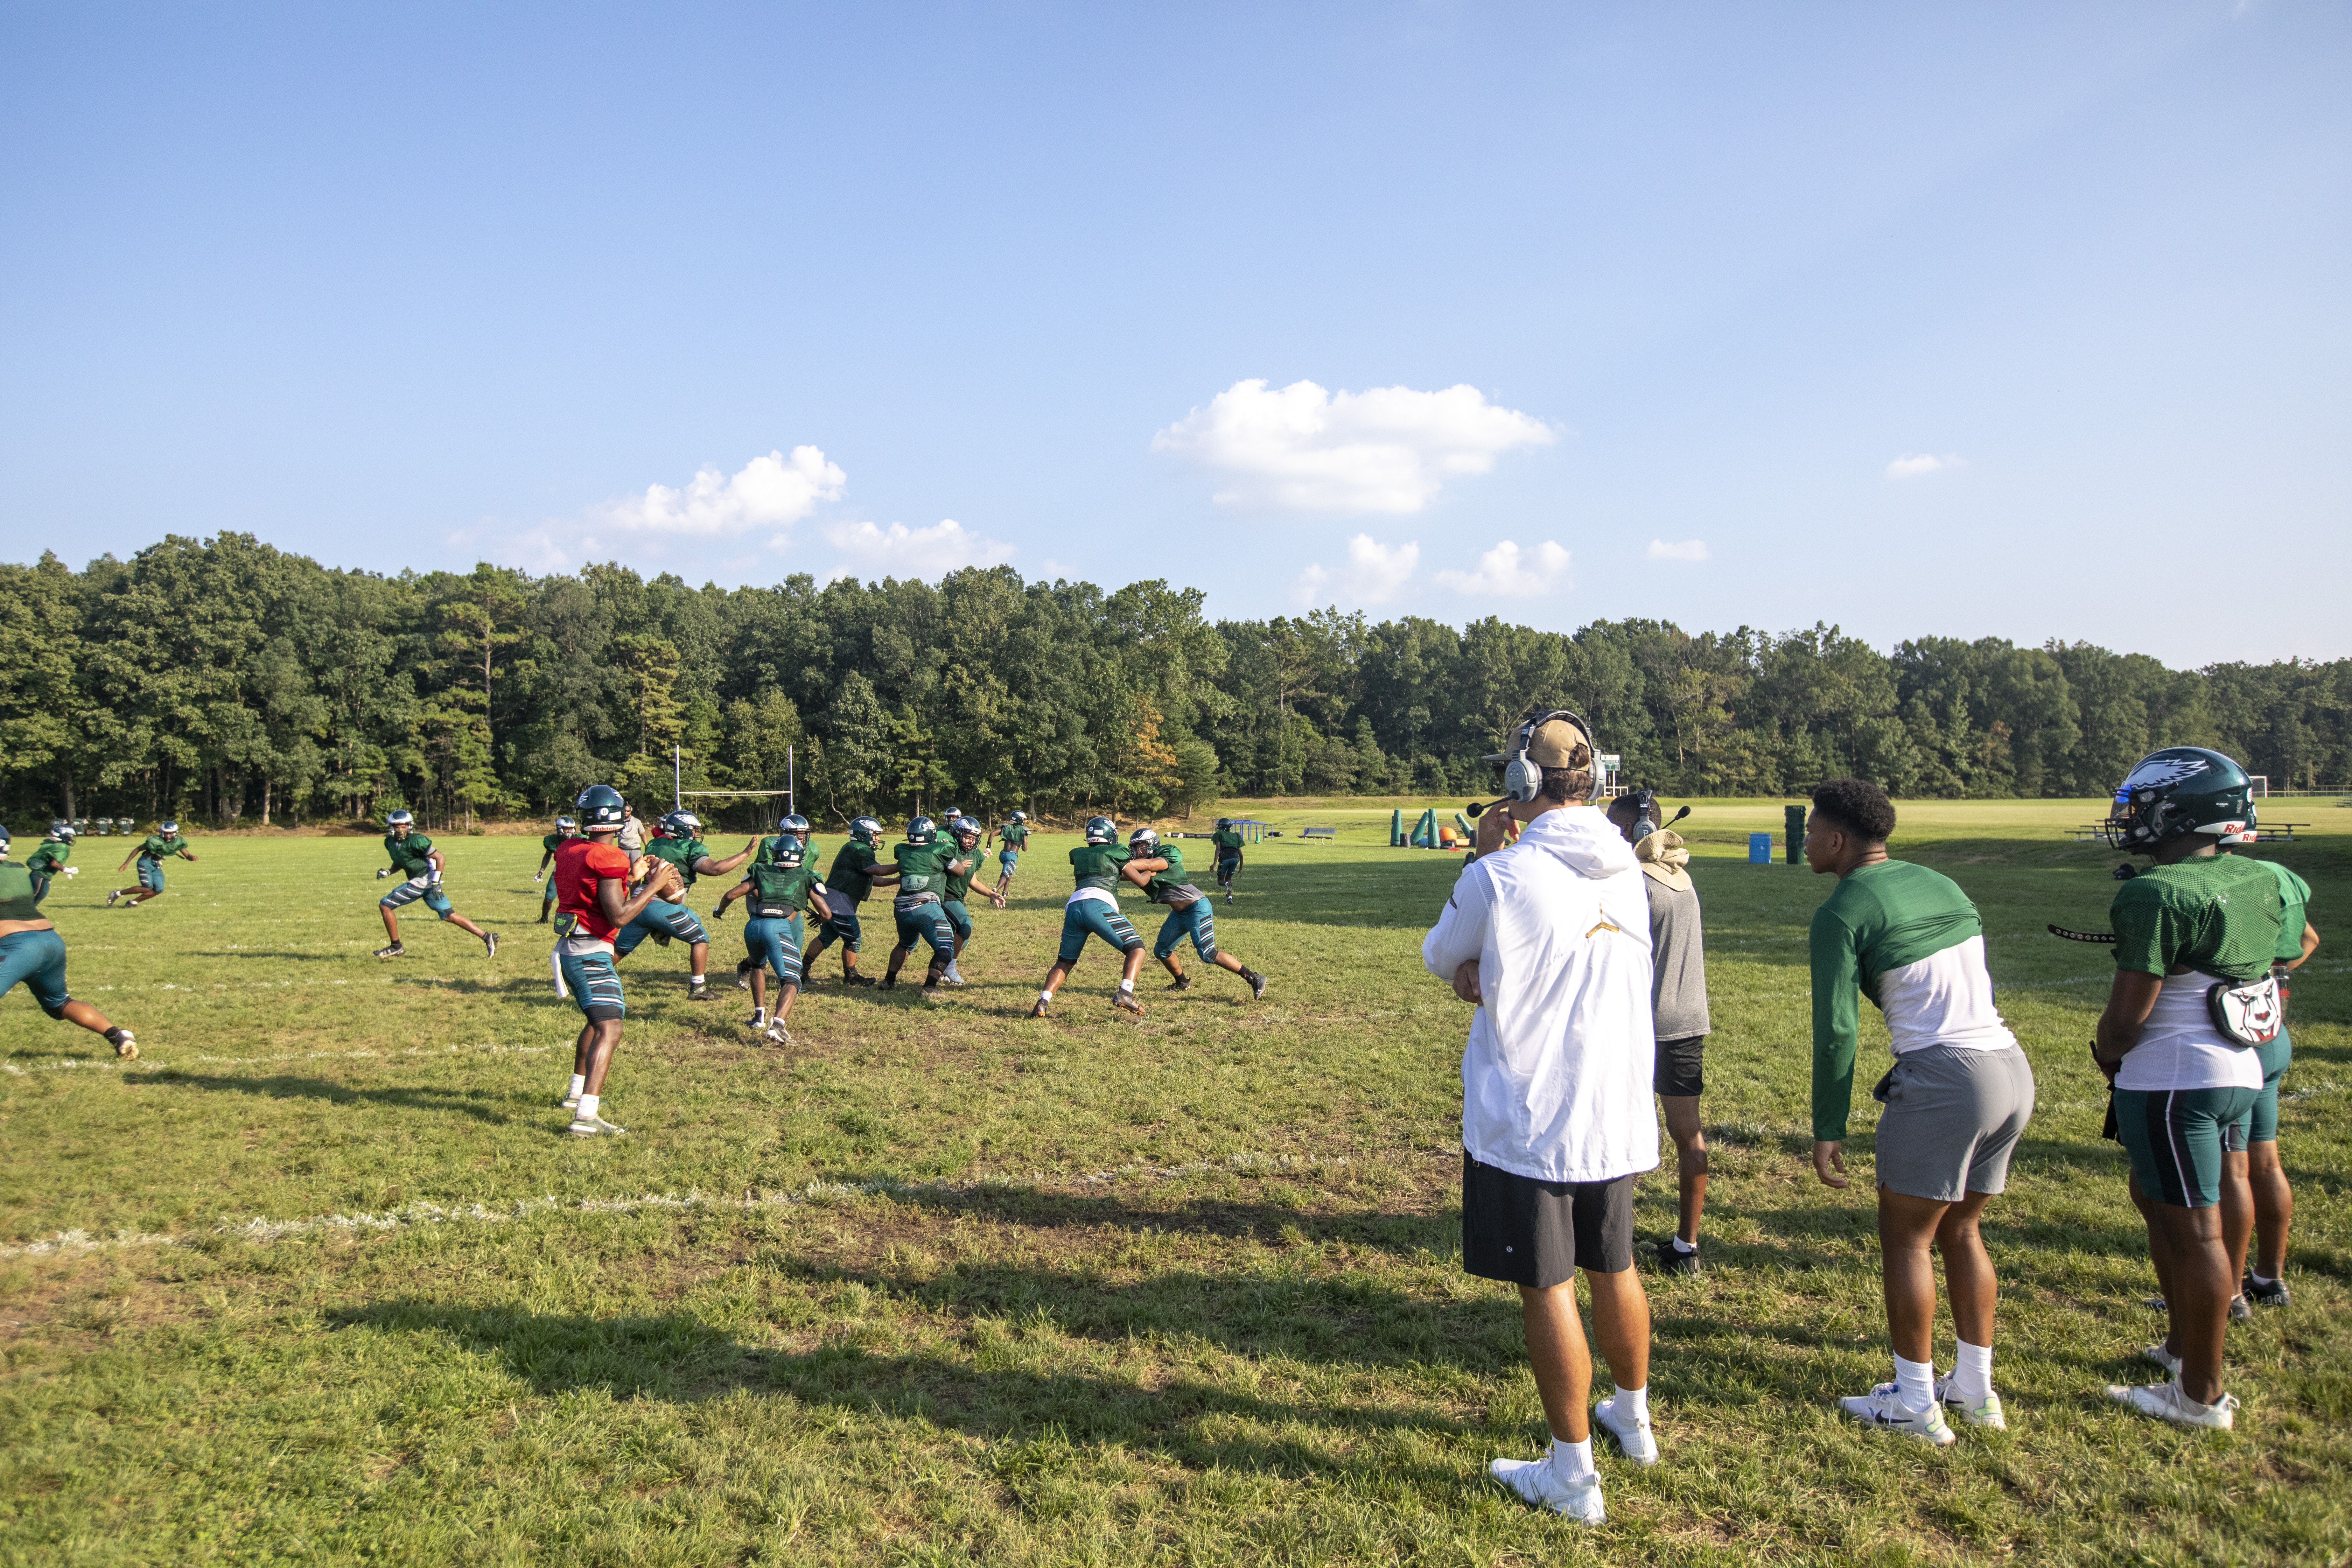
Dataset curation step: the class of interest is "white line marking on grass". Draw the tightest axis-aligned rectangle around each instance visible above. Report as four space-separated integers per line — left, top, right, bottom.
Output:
0 1150 1408 1260
3 1044 558 1076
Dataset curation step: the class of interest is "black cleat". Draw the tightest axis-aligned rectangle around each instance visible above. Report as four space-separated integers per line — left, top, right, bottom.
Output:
1653 1238 1702 1276
483 932 499 959
2229 1292 2252 1322
878 976 898 991
2243 1273 2290 1308
687 982 715 1001
842 973 876 988
1027 997 1050 1018
373 941 405 959
1246 969 1268 1001
1164 975 1191 992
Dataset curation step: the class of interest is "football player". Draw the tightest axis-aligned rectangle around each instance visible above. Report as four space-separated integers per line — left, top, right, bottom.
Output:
550 785 667 1136
714 832 831 1043
1121 826 1266 999
372 810 498 960
607 808 747 1001
992 810 1030 897
879 816 955 994
1210 817 1246 904
1028 816 1147 1018
0 823 136 1059
108 819 197 908
2096 747 2280 1430
739 813 813 986
804 816 886 986
25 821 77 903
938 818 1002 985
533 815 580 923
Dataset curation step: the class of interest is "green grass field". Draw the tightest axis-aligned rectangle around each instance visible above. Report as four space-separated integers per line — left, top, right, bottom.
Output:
3 798 2347 1565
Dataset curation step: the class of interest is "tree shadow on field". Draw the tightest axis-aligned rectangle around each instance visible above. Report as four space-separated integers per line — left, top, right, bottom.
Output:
121 1071 518 1125
863 1182 1456 1263
387 975 548 999
192 948 374 963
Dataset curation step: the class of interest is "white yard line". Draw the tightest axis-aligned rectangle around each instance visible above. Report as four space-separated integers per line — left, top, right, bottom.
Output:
3 1042 558 1075
0 1150 1406 1261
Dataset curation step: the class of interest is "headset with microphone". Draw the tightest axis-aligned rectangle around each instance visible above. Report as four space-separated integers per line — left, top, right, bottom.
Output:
1466 708 1600 819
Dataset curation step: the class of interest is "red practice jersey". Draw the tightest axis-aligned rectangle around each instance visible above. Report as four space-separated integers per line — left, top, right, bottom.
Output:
553 836 634 941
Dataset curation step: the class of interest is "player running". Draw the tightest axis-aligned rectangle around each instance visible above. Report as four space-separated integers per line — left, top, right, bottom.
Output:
2224 840 2319 1309
1804 778 2036 1444
1121 826 1266 999
108 820 197 908
26 821 77 903
1210 818 1246 904
550 785 666 1136
714 831 831 1043
372 810 498 960
533 816 580 923
878 817 956 994
804 816 886 986
1027 816 1148 1019
605 809 746 1002
991 810 1030 897
938 818 1002 985
2095 747 2279 1430
737 814 812 987
0 823 138 1059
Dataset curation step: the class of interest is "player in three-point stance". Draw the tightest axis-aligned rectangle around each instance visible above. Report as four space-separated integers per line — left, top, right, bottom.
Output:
0 822 138 1059
1210 817 1246 904
805 816 886 986
551 785 666 1136
372 810 498 960
1027 816 1147 1019
108 820 197 908
1120 826 1266 999
714 823 831 1044
612 809 755 1002
533 815 579 923
990 810 1030 898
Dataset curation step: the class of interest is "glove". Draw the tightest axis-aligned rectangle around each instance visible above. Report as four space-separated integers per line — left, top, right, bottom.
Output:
62 866 78 877
534 873 545 883
713 902 731 921
376 868 391 879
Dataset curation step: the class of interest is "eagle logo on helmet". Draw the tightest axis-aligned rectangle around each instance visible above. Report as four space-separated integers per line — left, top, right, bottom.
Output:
1084 816 1117 845
160 820 181 836
2102 747 2255 851
554 815 579 833
660 810 702 839
849 816 883 846
1128 826 1159 854
48 820 75 841
777 812 810 836
386 810 414 835
1009 810 1027 824
906 816 938 845
573 784 627 828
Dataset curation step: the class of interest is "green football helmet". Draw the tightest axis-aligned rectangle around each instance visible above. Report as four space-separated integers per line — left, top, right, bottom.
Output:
770 836 806 869
574 784 626 829
906 815 938 845
780 813 810 838
554 816 578 833
1128 826 1159 854
849 816 883 846
1009 810 1027 824
48 820 75 841
1215 817 1232 830
1084 816 1117 845
659 810 702 839
2103 747 2258 851
386 810 415 836
159 820 180 835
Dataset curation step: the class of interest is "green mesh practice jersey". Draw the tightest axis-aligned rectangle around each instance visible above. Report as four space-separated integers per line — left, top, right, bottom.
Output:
998 822 1029 849
0 862 43 921
644 834 709 887
1069 842 1129 893
383 833 435 877
1142 845 1198 901
2110 854 2284 981
25 840 70 878
541 832 574 856
1211 828 1245 858
941 840 984 901
743 860 826 919
2242 856 2312 964
828 841 881 903
891 842 950 898
139 833 192 862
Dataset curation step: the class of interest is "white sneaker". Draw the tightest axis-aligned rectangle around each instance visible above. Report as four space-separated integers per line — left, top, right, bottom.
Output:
1934 1374 2009 1431
2142 1342 2182 1377
1839 1382 1956 1446
2107 1380 2237 1430
558 1091 581 1110
1592 1396 1659 1465
1489 1455 1605 1522
567 1114 626 1137
105 889 121 908
764 1021 793 1046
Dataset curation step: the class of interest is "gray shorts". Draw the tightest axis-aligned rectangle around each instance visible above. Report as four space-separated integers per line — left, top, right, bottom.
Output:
1872 1043 2036 1202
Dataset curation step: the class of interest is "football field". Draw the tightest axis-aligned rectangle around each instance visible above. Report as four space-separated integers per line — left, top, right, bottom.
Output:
2 800 2347 1564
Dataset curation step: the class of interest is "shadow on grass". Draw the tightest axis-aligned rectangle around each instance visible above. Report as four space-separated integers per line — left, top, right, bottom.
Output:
192 949 372 963
121 1071 519 1124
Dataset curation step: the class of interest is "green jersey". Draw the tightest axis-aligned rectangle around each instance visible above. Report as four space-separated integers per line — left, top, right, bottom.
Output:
892 841 951 899
541 832 575 857
139 833 192 862
1069 842 1130 894
1211 827 1245 859
2110 854 2283 981
755 834 804 867
828 840 881 904
941 840 985 901
1140 845 1202 902
383 833 436 878
25 839 71 878
0 862 43 921
644 833 709 888
1809 860 2011 1141
742 859 827 919
998 822 1030 849
2242 856 2312 964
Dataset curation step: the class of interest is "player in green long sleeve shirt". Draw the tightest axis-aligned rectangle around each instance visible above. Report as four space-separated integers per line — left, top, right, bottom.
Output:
1803 778 2035 1444
109 821 197 907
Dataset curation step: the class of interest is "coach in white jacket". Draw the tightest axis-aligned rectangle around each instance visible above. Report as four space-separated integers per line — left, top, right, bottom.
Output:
1422 712 1660 1524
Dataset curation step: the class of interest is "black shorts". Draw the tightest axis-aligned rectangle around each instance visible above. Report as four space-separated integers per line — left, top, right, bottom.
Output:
1654 1034 1706 1099
1461 1152 1636 1287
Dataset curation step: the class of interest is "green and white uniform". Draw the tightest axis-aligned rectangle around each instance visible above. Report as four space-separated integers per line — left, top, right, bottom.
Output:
2109 853 2284 1208
25 836 71 902
614 834 712 958
643 831 710 891
740 859 828 986
1211 826 1245 885
1057 842 1142 964
1810 860 2034 1202
379 832 455 919
940 839 984 945
810 839 880 954
1143 845 1219 961
0 862 71 1018
890 841 956 958
2239 857 2310 1144
997 820 1029 873
135 831 193 894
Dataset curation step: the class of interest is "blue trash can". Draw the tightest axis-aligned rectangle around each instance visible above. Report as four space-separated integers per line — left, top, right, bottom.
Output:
1748 832 1772 864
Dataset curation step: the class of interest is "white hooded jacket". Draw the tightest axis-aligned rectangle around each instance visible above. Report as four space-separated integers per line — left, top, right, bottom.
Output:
1422 806 1661 1184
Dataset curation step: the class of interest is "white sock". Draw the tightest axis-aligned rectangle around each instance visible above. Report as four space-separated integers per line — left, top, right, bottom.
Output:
1548 1436 1596 1482
1118 977 1134 992
1893 1352 1935 1414
1953 1339 1993 1400
1612 1384 1649 1423
1668 1236 1697 1254
567 1073 586 1099
2250 1270 2278 1287
1039 988 1054 1003
577 1093 599 1121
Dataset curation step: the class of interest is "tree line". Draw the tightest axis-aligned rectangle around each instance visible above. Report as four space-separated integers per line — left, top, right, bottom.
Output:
1 532 2343 831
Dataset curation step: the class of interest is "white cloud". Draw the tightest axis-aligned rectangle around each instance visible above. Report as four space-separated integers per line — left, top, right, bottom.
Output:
1646 538 1710 563
588 446 845 538
1434 539 1573 598
1152 378 1554 513
1295 534 1421 606
1885 452 1966 480
821 518 1015 583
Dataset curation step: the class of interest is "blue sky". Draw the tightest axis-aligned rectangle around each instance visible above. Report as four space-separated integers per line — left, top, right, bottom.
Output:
2 2 2344 666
